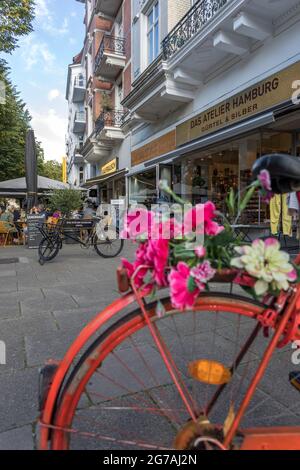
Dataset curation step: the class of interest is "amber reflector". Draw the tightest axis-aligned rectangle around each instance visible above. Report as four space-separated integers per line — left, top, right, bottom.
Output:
188 360 231 385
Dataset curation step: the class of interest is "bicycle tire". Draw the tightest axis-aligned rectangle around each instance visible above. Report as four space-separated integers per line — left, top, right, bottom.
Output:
38 237 60 263
94 227 124 258
41 293 276 450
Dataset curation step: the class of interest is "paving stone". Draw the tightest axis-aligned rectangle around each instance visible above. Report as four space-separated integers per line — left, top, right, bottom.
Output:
0 270 16 278
0 314 58 339
0 425 34 450
0 368 39 432
25 329 79 366
20 293 77 317
0 278 18 293
53 304 107 333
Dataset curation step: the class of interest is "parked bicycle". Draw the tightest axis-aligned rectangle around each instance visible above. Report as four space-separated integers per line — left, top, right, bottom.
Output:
39 154 300 450
38 216 124 265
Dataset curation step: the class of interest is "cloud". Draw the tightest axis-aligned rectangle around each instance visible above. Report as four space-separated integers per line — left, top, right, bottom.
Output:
48 89 60 101
34 0 70 36
31 109 67 162
20 35 56 72
35 0 50 18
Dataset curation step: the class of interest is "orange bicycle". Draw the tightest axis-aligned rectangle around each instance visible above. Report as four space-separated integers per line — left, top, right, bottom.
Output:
39 154 300 450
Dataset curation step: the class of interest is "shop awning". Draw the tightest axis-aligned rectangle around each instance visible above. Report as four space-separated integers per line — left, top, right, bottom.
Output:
139 111 275 170
83 169 128 189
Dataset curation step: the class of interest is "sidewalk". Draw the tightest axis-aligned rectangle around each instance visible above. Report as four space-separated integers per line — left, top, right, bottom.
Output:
0 243 299 449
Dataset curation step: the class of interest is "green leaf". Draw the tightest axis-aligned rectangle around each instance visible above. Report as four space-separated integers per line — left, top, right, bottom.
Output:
156 301 166 318
238 186 256 213
187 276 197 293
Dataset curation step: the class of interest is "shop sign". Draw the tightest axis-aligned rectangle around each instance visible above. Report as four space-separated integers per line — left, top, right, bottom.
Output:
101 158 117 175
131 131 176 166
177 61 300 147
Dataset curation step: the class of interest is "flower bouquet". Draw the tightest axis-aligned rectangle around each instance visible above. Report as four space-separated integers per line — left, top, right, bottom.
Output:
119 170 299 310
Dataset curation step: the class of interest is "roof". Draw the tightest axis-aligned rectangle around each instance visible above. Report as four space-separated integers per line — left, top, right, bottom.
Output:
0 175 68 192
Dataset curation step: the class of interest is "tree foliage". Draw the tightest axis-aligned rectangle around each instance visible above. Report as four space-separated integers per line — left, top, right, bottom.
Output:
39 159 63 181
0 0 41 183
48 189 83 216
0 62 32 181
0 0 35 54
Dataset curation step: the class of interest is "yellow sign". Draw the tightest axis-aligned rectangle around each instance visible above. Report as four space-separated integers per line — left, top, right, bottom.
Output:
62 156 67 183
176 61 300 147
101 158 117 175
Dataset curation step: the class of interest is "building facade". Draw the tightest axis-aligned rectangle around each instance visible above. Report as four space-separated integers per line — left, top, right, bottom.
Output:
68 0 300 227
123 0 300 225
65 51 88 187
71 0 132 205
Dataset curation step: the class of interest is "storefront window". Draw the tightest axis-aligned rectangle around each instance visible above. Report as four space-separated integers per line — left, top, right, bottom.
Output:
181 145 239 213
261 131 293 156
129 169 157 206
159 165 172 201
114 178 126 199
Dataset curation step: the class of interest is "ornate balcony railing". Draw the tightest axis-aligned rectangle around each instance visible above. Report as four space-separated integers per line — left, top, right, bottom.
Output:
95 109 126 135
94 35 126 73
162 0 229 60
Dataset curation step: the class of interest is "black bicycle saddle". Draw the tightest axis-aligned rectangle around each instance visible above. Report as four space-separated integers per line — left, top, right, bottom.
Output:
252 154 300 193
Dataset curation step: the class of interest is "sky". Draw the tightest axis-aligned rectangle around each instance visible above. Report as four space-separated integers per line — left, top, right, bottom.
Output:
5 0 85 162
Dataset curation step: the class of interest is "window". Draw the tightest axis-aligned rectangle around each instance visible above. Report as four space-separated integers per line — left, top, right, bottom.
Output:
79 166 84 185
147 2 159 64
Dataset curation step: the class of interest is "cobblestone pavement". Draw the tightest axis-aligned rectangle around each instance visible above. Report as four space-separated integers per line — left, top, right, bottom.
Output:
0 243 299 449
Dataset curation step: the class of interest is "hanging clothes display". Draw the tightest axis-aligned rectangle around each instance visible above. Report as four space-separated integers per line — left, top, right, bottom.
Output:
270 194 292 236
288 192 300 239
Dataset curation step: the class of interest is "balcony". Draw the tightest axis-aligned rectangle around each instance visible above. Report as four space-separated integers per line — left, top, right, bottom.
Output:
95 109 125 142
95 0 122 18
123 0 300 125
162 0 229 61
74 146 85 164
73 111 86 134
72 76 86 103
94 35 126 82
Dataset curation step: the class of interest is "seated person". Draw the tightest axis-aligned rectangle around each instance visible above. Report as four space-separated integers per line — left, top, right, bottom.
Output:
0 206 14 224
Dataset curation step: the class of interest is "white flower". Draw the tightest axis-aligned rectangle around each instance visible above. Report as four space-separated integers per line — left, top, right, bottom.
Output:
231 238 297 296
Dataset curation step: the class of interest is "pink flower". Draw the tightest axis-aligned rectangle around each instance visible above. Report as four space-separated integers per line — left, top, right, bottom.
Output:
190 261 216 288
258 170 272 192
121 242 150 288
146 239 169 286
184 201 224 237
169 262 200 310
121 209 155 240
262 191 274 204
287 268 297 282
151 218 182 240
195 245 206 258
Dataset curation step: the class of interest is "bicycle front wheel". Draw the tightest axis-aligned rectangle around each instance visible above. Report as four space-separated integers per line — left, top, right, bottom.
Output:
38 237 60 263
40 292 291 451
94 227 124 258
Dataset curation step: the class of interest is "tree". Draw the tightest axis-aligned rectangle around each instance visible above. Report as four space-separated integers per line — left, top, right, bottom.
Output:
48 189 83 216
0 62 32 181
40 160 62 181
0 0 35 54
